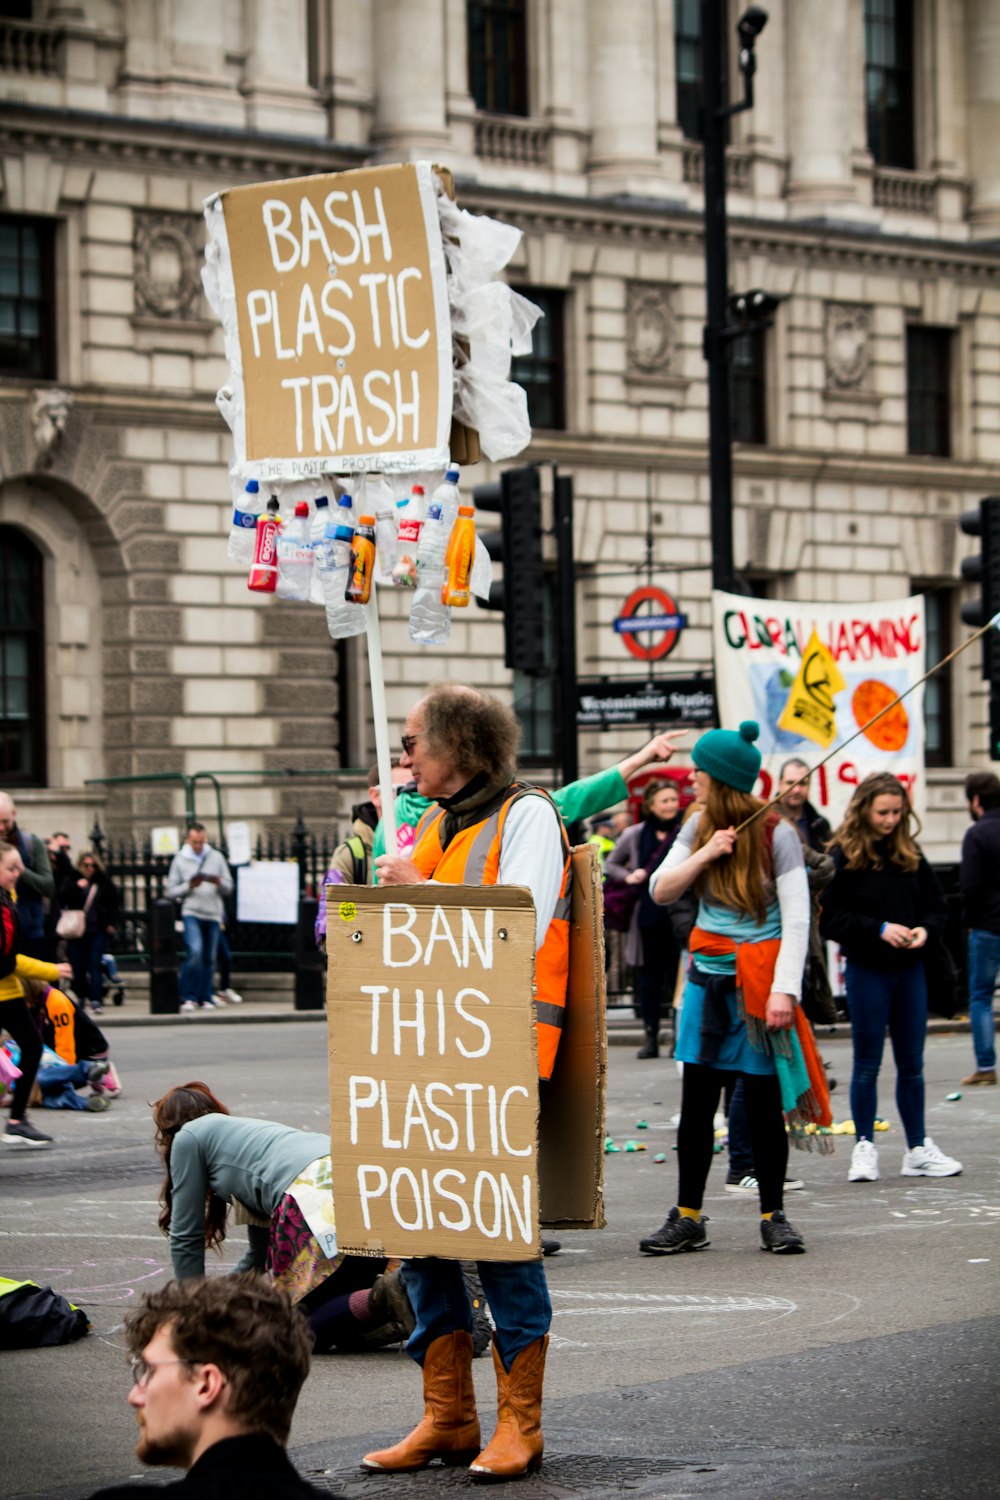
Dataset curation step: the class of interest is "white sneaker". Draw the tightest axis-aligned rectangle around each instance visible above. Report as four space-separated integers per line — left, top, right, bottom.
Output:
218 988 243 1005
849 1138 880 1181
901 1137 962 1177
179 1000 198 1014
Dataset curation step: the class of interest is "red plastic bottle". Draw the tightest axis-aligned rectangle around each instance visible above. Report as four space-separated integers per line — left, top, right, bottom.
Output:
248 495 281 592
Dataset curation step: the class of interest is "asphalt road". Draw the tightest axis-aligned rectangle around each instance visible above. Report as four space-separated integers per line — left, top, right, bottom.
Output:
2 1021 998 1500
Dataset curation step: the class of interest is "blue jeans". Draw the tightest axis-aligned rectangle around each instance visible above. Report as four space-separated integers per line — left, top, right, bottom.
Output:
38 1060 92 1110
846 960 927 1149
181 916 221 1006
966 929 1000 1070
402 1257 550 1371
726 1076 754 1177
69 930 106 1006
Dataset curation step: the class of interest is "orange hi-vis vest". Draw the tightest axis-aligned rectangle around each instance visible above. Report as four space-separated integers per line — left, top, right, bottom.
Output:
411 785 571 1080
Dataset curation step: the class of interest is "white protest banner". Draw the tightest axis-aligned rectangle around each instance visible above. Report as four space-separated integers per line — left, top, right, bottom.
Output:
206 162 453 477
236 860 300 925
711 590 926 826
326 885 541 1262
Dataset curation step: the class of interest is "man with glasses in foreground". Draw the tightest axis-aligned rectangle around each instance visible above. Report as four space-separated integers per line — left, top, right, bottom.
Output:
88 1275 326 1499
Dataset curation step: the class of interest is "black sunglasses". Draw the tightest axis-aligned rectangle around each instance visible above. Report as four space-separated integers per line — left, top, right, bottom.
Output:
401 733 424 756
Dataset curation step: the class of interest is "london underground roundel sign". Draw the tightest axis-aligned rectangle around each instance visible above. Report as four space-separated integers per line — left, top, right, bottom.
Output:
614 586 687 661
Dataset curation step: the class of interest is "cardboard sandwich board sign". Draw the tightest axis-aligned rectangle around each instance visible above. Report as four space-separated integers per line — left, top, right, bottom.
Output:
538 843 607 1230
326 885 541 1262
219 161 453 475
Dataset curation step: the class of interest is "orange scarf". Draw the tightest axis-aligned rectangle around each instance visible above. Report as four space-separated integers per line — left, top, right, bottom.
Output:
689 927 833 1134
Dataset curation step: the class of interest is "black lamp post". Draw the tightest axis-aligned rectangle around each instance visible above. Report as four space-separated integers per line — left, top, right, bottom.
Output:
700 2 768 593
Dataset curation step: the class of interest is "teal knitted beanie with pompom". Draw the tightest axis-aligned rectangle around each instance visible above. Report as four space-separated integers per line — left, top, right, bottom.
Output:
691 720 761 793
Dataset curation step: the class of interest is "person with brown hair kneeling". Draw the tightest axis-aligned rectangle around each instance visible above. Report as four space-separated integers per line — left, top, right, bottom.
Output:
362 683 571 1482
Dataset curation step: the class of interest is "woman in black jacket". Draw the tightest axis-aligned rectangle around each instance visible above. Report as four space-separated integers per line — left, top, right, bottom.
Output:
604 780 683 1057
821 773 961 1183
59 851 120 1014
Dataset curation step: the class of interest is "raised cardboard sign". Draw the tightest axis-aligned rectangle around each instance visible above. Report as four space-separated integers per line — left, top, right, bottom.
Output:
219 161 452 475
326 884 541 1262
539 843 607 1230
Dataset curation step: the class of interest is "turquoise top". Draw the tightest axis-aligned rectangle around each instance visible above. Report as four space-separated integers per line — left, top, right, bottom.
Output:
692 896 783 976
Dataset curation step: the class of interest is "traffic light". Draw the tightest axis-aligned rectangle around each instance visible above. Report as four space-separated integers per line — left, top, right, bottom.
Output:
474 464 546 674
960 495 1000 757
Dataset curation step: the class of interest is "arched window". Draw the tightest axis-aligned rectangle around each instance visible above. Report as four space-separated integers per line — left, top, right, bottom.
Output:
0 526 46 785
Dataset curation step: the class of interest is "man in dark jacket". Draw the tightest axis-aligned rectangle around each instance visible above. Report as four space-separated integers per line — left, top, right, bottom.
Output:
959 771 1000 1086
777 760 831 853
0 792 55 959
87 1276 326 1499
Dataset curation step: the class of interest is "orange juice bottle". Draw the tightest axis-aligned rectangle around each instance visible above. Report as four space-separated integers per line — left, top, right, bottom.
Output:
441 505 476 607
345 514 376 604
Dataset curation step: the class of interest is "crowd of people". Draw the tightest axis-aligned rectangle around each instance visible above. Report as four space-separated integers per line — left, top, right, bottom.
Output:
1 689 992 1494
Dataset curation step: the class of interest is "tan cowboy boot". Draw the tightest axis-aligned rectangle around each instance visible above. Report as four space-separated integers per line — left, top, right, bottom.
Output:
468 1334 548 1481
361 1330 480 1471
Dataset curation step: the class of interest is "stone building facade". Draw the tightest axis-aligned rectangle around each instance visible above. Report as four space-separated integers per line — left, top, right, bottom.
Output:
1 0 998 857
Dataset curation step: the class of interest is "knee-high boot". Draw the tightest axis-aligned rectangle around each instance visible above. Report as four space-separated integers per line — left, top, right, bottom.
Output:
469 1334 548 1481
361 1330 480 1471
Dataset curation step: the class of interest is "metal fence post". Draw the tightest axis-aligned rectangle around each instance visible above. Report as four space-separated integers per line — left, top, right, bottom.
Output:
149 897 180 1014
294 896 324 1011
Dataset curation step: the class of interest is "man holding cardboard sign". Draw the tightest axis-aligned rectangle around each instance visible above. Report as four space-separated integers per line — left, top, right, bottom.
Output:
362 684 569 1482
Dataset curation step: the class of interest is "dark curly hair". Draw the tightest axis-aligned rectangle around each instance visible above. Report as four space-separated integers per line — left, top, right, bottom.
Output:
421 683 521 783
152 1081 230 1253
124 1275 312 1445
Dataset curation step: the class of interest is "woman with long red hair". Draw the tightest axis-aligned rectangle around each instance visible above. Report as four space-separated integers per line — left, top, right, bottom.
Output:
638 722 830 1257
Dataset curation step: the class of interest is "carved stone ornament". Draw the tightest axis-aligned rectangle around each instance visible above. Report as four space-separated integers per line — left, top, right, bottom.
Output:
134 213 203 319
825 303 872 390
626 283 677 376
31 387 73 469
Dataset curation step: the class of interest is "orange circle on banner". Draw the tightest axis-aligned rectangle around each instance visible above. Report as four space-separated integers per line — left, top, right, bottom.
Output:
618 586 682 661
853 680 909 751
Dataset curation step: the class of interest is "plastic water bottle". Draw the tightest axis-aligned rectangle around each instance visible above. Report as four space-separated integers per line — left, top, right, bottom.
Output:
308 494 330 605
408 500 451 644
431 466 462 531
276 501 314 601
228 479 260 565
345 515 377 604
323 497 366 638
358 472 397 576
247 495 281 592
391 485 426 586
442 504 477 607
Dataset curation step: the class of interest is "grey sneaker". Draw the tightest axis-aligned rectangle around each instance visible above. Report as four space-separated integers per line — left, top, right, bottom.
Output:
4 1119 54 1148
760 1210 805 1254
368 1268 416 1342
639 1206 709 1255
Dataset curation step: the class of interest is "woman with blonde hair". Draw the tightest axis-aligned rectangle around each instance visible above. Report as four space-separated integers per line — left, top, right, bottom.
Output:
638 722 830 1258
821 772 961 1182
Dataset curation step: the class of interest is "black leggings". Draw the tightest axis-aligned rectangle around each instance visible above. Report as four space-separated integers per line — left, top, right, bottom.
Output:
2 996 42 1120
677 1063 788 1214
298 1253 388 1353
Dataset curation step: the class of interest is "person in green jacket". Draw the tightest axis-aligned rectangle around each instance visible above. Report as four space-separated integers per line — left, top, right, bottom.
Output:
371 729 689 868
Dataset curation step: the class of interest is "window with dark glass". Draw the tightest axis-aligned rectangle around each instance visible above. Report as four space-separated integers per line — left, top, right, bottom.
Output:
864 0 915 169
467 0 528 116
510 287 566 431
918 585 953 766
0 527 45 786
907 326 951 458
730 328 767 445
0 216 56 380
305 0 321 89
674 0 703 141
